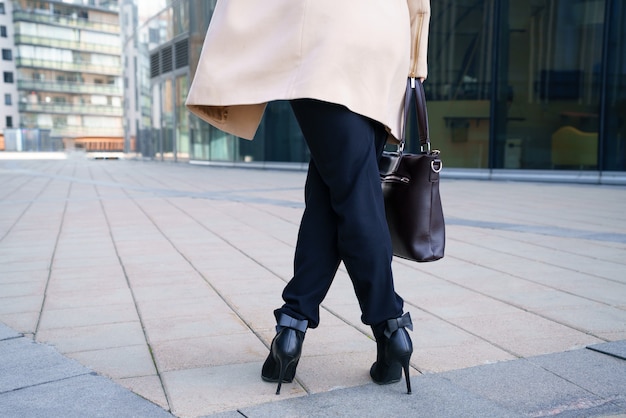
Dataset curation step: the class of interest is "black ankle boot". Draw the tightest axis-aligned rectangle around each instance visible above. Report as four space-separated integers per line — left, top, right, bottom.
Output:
370 312 413 394
261 313 308 394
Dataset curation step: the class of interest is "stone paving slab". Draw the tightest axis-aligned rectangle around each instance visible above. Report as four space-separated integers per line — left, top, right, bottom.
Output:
588 341 626 361
234 375 523 418
0 323 20 340
220 345 626 418
531 348 626 402
0 323 173 418
0 337 88 393
0 373 173 418
439 348 626 417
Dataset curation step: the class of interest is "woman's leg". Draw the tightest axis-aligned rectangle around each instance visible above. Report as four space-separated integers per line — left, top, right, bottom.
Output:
278 99 404 327
278 158 342 328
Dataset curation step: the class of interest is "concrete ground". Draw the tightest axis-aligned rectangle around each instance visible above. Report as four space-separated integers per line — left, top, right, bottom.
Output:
1 155 625 417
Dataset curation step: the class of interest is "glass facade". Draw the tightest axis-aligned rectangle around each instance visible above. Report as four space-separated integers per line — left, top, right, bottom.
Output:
427 0 494 168
603 0 626 171
175 74 189 160
125 0 626 178
494 0 605 170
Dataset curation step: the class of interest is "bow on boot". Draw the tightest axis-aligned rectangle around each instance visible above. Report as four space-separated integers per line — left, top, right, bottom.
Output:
370 312 413 394
261 313 308 394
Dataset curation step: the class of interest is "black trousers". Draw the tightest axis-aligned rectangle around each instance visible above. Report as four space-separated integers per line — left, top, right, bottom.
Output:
277 99 404 329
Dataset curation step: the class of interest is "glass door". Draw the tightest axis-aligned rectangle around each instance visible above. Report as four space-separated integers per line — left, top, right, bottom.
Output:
603 0 626 171
494 0 606 170
428 0 495 168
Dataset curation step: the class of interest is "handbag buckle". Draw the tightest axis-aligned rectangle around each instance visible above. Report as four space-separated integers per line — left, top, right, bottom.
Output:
431 159 443 173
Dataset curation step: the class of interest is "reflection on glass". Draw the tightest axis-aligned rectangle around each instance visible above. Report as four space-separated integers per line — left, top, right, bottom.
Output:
133 0 623 174
428 0 493 168
176 75 189 160
161 78 174 160
497 0 605 170
603 0 626 171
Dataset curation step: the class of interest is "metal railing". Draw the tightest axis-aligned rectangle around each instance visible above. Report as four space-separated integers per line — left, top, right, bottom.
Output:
16 57 121 76
17 79 122 96
12 10 120 34
54 126 124 138
14 34 121 55
19 102 124 116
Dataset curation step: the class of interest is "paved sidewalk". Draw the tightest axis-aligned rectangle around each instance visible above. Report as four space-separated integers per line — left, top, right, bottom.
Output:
1 156 625 417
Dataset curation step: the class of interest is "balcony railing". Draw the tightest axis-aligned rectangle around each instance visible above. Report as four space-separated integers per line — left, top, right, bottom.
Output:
18 79 122 96
14 34 121 55
16 57 121 76
13 10 120 34
19 102 124 117
54 126 124 138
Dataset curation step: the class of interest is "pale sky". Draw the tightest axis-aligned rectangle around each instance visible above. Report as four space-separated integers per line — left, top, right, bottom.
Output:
137 0 167 21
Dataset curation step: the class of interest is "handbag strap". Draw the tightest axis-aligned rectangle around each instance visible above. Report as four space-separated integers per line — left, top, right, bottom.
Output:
400 77 430 152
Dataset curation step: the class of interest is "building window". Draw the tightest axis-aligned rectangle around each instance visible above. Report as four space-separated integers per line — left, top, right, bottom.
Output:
0 3 5 15
1 48 12 61
6 116 12 128
0 26 7 37
3 72 13 83
4 93 10 105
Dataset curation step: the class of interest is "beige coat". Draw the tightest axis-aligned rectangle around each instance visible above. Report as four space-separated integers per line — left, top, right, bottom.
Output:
186 0 430 141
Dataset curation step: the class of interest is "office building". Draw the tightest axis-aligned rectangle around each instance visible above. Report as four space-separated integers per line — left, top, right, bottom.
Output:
121 1 626 181
0 0 19 150
1 0 123 151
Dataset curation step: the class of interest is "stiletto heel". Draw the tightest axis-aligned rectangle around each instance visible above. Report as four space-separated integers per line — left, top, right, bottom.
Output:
370 312 413 394
261 313 308 395
275 358 285 395
400 354 412 394
274 355 299 395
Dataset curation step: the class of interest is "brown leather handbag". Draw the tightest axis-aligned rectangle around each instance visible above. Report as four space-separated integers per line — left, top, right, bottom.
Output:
379 78 445 262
